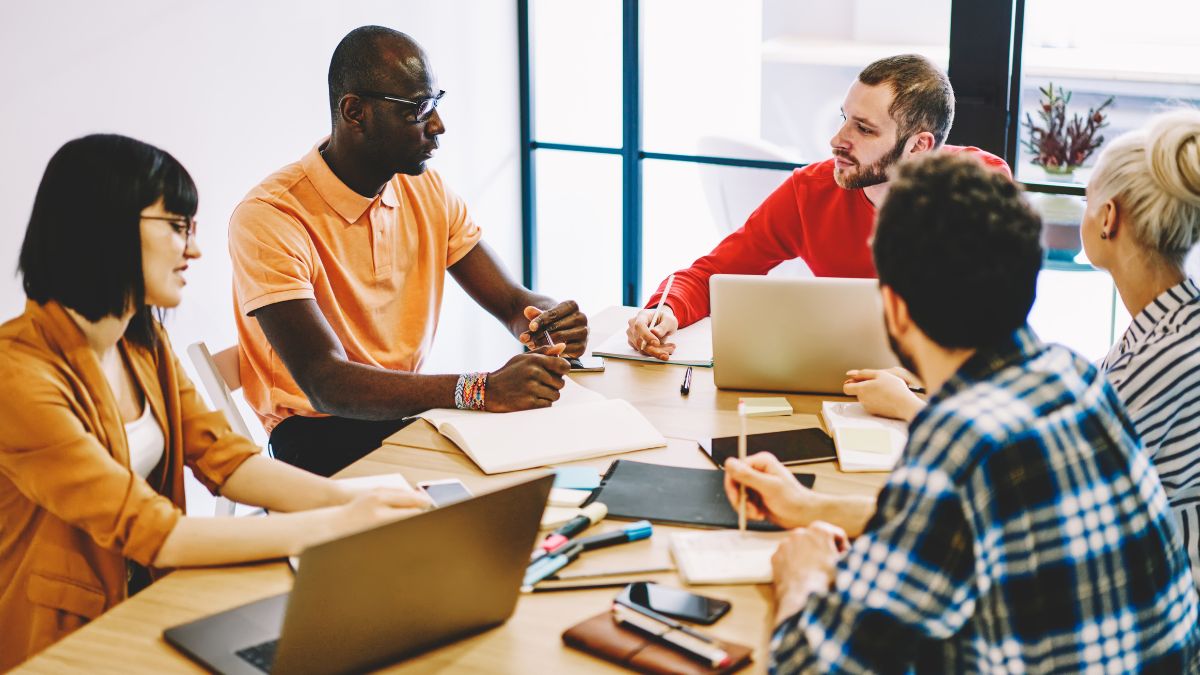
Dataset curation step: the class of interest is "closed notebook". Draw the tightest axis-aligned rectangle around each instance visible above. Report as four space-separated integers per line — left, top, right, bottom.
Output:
585 460 814 531
412 379 666 474
563 611 752 674
821 401 908 472
591 318 714 367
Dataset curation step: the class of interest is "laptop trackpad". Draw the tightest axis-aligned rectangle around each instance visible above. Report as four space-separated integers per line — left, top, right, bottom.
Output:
164 593 288 674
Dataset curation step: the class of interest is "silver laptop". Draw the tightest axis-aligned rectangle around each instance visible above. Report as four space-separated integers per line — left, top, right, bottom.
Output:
164 474 553 675
711 275 899 394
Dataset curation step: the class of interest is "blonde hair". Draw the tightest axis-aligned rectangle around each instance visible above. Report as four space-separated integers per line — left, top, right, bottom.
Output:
1089 108 1200 266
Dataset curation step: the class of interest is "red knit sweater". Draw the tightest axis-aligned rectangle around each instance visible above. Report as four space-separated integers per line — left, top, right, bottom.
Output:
645 146 1012 328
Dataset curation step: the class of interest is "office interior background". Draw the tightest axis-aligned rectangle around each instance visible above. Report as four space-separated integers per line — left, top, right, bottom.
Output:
1 0 1198 508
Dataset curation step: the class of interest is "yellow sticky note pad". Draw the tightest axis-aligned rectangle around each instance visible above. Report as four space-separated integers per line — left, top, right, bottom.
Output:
738 397 794 417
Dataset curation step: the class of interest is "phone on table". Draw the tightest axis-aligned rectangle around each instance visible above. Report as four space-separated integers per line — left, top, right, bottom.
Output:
417 479 474 507
617 582 731 625
568 356 605 372
700 428 835 468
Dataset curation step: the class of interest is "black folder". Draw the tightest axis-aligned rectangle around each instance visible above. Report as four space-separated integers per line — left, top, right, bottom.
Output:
583 460 815 531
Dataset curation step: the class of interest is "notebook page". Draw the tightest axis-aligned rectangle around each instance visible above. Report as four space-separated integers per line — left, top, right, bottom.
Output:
418 376 605 429
439 399 666 474
821 401 908 472
591 318 713 367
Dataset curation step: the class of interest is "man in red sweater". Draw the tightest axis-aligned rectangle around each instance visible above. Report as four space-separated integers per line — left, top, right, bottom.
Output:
627 54 1011 359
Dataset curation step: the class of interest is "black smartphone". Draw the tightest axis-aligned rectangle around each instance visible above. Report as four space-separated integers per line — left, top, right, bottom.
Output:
699 427 835 468
417 479 473 507
617 582 731 625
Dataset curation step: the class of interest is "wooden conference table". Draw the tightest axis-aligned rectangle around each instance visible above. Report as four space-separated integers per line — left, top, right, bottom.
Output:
19 307 889 674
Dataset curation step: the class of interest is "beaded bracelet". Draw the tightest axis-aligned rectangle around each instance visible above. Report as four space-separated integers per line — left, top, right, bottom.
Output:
454 372 488 411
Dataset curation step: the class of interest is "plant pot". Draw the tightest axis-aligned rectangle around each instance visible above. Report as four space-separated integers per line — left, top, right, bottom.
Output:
1042 165 1078 182
1034 193 1085 261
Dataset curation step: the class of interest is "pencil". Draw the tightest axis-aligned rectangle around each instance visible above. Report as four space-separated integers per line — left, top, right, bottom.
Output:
737 401 747 532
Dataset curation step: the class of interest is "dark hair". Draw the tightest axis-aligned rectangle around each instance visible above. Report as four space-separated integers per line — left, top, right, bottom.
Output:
328 25 415 120
873 153 1043 348
858 54 955 147
18 134 197 347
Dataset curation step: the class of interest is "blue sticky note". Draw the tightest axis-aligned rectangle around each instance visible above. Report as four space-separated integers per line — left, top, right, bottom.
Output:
553 467 601 490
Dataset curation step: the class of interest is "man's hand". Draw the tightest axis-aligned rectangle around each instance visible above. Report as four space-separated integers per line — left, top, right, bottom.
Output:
625 305 679 360
771 522 848 625
843 368 926 422
486 344 570 412
723 452 818 529
518 301 589 358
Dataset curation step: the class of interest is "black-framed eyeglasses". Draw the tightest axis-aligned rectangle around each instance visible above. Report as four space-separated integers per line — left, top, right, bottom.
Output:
356 89 445 123
143 215 197 243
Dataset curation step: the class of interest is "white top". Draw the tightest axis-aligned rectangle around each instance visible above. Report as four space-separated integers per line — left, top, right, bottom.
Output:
1102 278 1200 583
124 404 165 479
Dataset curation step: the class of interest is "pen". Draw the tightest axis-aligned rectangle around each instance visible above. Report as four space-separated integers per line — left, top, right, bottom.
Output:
542 330 555 349
530 502 607 563
680 366 693 396
573 520 652 552
641 274 675 350
522 542 583 590
549 563 675 580
611 603 731 668
526 580 650 593
737 401 747 532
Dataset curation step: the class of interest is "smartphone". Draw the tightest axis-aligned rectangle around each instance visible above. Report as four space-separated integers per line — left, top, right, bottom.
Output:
700 427 836 468
568 356 605 372
617 582 731 625
417 479 473 507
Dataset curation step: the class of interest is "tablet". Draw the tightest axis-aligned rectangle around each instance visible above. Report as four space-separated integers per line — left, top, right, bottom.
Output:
699 428 836 468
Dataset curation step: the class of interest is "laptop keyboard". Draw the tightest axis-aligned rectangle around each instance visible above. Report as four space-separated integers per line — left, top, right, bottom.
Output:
235 639 278 672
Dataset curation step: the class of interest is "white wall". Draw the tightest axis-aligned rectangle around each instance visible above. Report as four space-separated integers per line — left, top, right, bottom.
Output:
0 1 523 386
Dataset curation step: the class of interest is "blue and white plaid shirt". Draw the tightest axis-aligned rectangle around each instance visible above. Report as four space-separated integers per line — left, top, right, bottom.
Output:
773 326 1199 673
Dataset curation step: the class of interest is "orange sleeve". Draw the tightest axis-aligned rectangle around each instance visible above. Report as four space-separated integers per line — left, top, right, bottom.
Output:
0 362 180 567
439 177 482 268
229 199 318 316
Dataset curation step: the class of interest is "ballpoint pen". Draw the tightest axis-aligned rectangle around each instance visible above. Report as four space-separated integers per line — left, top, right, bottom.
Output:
641 274 675 350
680 366 693 396
737 401 747 532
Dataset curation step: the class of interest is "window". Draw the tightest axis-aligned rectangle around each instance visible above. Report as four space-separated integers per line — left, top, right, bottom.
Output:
519 0 1195 354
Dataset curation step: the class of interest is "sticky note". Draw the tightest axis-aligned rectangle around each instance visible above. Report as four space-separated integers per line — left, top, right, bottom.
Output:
738 397 794 417
553 466 601 490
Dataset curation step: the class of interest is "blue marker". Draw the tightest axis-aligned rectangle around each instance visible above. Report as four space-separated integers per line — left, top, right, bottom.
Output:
522 542 583 590
575 520 652 551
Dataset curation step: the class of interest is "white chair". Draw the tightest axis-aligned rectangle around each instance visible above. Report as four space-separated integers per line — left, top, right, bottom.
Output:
696 135 813 278
186 341 258 517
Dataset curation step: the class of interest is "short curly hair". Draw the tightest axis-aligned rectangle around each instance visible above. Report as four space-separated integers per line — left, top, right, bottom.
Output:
873 153 1043 348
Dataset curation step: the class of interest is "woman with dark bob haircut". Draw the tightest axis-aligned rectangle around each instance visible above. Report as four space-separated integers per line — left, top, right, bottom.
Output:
0 134 429 669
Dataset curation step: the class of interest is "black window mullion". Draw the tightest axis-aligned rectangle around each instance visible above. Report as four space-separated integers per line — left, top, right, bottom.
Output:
946 0 1019 162
621 0 643 307
517 0 536 290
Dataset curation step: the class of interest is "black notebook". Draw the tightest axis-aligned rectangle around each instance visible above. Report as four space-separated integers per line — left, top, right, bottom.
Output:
583 460 816 531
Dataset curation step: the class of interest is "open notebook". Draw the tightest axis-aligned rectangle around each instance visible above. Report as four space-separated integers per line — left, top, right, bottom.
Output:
591 318 713 367
821 401 908 472
415 378 666 474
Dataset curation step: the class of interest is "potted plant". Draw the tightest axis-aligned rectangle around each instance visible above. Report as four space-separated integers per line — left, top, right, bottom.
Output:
1022 83 1113 180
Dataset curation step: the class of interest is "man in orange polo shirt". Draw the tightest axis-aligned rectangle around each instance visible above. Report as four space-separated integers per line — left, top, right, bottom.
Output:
229 26 587 476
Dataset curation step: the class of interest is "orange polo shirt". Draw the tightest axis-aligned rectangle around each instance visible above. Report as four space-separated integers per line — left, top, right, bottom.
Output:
229 141 481 432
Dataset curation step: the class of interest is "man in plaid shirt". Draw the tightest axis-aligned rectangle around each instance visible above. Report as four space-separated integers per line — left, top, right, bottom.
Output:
724 153 1199 672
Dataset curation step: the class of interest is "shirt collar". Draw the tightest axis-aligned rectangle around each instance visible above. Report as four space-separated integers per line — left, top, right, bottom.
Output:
301 139 400 224
929 325 1044 405
1125 277 1200 343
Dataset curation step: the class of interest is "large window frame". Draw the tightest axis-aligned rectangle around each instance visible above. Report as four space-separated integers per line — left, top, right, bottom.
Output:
518 0 1082 307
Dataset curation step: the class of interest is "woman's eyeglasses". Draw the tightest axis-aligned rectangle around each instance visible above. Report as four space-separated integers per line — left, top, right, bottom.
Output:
143 215 197 243
356 89 445 123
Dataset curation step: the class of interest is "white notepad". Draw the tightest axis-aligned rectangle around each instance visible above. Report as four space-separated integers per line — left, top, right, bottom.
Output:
669 530 784 585
821 401 908 472
416 378 667 474
591 318 714 367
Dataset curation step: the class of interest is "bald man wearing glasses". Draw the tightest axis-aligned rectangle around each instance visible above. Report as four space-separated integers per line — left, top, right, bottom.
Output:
228 25 587 476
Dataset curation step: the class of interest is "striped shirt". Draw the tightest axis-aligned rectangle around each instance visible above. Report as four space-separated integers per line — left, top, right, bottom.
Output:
772 326 1199 673
1103 278 1200 584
